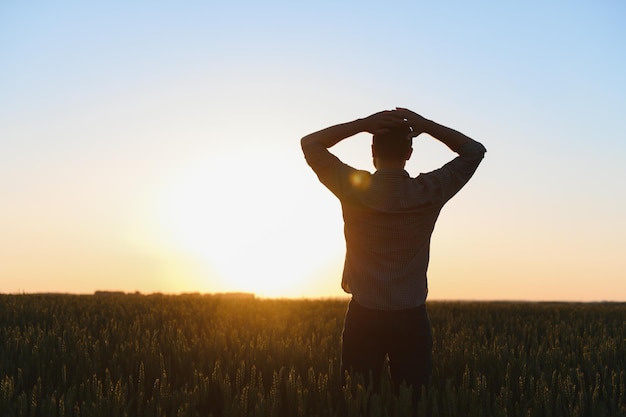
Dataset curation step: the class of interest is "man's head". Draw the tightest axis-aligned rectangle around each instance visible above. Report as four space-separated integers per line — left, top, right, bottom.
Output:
372 125 413 168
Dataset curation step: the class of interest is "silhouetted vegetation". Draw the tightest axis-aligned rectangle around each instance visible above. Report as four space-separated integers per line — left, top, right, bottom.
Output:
1 294 624 416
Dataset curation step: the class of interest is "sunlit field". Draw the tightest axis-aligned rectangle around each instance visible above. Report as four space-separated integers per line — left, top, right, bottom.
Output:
1 294 624 417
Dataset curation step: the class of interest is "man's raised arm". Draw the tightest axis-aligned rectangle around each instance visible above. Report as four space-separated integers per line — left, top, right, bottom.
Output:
300 110 407 150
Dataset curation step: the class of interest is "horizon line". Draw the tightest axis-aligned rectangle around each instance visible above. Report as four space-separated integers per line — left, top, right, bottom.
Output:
1 291 624 304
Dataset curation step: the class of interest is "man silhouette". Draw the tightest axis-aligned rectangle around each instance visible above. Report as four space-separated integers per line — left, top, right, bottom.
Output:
301 107 486 406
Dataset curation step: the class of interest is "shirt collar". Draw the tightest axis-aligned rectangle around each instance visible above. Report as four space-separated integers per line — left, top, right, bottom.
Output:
373 168 410 177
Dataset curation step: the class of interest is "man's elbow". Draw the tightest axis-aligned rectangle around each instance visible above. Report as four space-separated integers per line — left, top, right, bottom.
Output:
300 135 318 152
457 140 487 157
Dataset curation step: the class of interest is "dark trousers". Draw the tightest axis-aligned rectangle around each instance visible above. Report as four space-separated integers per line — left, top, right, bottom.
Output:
341 299 433 401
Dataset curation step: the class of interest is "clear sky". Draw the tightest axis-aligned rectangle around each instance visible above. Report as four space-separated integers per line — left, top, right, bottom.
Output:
1 1 625 301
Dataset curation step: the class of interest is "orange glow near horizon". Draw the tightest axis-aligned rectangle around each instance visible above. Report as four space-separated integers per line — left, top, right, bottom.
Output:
153 148 346 298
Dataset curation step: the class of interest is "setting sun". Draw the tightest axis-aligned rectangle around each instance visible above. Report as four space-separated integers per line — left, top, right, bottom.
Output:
155 147 342 297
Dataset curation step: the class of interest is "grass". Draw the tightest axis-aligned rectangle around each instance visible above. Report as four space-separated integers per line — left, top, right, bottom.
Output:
1 293 624 416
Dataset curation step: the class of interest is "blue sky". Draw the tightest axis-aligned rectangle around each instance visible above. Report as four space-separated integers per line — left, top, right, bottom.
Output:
1 1 625 300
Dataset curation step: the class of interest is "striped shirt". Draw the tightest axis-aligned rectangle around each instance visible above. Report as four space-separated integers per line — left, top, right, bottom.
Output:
302 140 486 310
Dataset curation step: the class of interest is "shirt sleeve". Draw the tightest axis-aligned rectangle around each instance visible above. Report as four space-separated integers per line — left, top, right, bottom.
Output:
420 140 487 204
302 141 359 200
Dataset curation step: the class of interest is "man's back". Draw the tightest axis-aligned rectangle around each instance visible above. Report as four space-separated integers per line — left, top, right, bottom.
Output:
303 137 486 309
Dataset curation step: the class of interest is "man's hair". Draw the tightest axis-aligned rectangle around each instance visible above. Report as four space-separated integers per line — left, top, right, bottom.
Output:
372 126 413 160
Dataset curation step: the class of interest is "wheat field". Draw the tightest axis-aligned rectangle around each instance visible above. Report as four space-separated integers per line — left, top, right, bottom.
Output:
1 293 624 416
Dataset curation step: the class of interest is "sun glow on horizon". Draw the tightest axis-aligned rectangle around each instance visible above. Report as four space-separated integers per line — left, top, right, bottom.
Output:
154 148 345 298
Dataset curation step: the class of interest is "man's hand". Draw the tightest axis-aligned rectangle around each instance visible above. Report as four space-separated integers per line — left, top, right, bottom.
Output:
361 110 410 135
394 107 429 137
395 107 480 152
